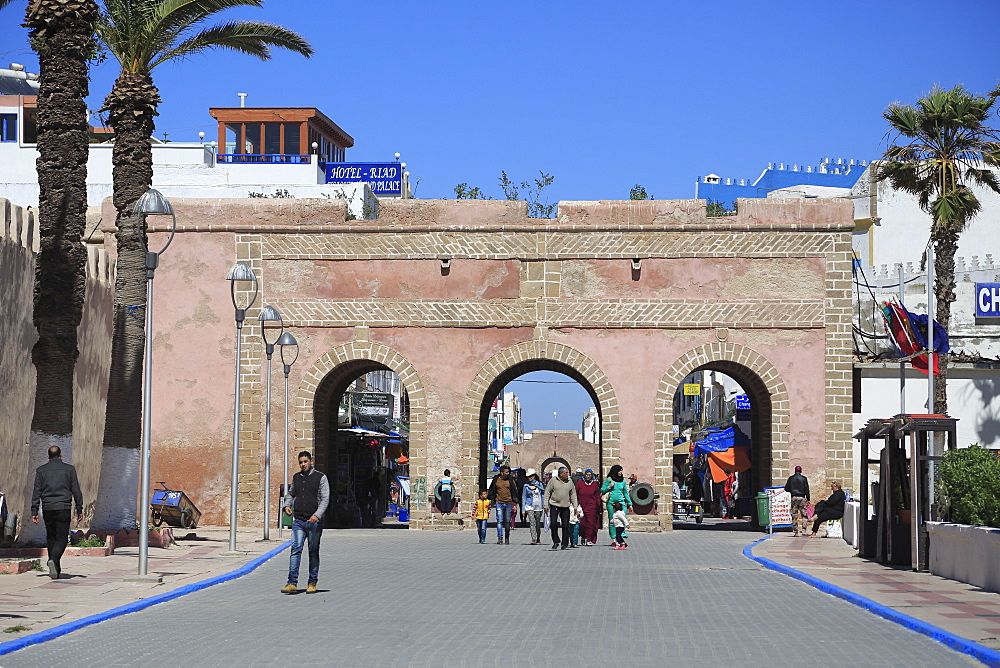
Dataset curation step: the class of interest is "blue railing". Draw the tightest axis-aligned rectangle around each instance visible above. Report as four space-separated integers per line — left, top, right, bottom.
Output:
216 154 311 164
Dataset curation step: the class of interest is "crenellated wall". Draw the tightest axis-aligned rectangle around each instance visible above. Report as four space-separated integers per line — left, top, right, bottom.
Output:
0 199 113 533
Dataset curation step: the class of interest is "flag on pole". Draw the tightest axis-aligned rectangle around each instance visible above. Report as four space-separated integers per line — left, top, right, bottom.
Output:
880 301 948 375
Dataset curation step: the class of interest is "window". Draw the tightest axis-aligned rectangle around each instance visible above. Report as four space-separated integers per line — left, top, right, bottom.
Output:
243 124 261 154
0 114 16 142
22 108 38 143
264 123 281 154
225 123 240 154
284 123 300 154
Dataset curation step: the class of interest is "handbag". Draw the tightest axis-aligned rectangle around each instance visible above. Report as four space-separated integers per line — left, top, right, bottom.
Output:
826 519 843 539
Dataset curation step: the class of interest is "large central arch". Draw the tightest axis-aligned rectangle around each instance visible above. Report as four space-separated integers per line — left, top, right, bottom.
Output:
653 342 790 520
457 340 620 512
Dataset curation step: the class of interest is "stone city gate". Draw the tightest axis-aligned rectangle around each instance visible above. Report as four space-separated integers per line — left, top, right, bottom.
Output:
135 196 855 532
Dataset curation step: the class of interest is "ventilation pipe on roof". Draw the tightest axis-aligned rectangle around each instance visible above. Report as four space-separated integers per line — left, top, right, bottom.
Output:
9 63 24 71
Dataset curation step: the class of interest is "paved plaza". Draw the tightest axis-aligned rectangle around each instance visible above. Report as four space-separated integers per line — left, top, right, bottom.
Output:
1 527 982 667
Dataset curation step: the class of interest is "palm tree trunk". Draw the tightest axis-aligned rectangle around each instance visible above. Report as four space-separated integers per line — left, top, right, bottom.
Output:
22 0 98 541
932 227 959 415
90 72 160 531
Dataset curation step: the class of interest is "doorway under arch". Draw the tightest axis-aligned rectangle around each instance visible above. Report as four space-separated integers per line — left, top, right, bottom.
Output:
655 343 790 525
294 342 426 528
458 341 621 514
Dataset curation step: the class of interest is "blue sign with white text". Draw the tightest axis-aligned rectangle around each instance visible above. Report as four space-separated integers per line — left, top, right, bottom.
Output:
325 162 401 195
976 283 1000 317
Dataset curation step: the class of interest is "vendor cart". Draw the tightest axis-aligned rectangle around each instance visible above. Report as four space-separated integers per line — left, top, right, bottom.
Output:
151 482 201 529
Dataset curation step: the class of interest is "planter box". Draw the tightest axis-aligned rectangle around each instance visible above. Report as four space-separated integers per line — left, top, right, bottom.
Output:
86 528 173 549
927 521 1000 593
0 538 114 559
0 559 38 574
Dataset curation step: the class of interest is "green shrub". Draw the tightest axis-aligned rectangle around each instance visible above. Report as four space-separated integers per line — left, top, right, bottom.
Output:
74 535 106 548
937 445 1000 528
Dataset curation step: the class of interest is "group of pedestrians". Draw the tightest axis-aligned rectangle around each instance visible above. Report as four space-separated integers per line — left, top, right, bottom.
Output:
474 464 634 550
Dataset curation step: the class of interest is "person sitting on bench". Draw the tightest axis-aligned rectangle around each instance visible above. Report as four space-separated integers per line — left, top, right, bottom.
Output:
808 481 846 537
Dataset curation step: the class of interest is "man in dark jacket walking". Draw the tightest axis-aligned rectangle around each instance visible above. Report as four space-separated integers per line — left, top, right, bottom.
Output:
31 446 83 579
784 465 810 536
487 465 519 545
281 451 329 594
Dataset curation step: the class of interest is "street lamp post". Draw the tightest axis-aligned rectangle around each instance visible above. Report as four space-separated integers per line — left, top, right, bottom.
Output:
276 332 299 539
226 262 258 553
258 305 284 541
134 189 177 578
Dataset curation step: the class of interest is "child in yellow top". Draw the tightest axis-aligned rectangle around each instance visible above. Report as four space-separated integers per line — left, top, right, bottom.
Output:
472 490 491 544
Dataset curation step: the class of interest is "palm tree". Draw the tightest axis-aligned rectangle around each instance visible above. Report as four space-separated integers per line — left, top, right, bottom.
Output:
15 0 100 540
876 84 1000 414
90 0 312 530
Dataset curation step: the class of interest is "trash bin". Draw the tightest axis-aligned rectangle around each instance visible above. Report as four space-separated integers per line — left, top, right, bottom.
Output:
397 508 409 522
755 492 770 526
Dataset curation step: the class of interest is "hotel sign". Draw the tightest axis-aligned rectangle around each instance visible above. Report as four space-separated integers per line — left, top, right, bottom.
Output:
325 162 402 195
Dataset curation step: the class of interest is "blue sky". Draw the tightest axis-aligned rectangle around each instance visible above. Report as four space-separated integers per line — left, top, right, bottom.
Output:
2 0 998 431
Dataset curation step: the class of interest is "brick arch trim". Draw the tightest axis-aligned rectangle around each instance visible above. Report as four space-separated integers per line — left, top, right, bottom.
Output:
293 341 427 486
653 342 790 508
457 340 620 513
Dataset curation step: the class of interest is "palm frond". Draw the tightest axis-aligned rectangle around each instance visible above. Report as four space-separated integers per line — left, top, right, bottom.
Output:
963 166 1000 195
149 0 263 45
931 186 980 232
150 20 312 69
0 0 18 10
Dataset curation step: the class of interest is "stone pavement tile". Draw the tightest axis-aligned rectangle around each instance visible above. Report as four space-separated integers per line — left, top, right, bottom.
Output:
0 526 283 641
756 532 1000 651
0 530 981 666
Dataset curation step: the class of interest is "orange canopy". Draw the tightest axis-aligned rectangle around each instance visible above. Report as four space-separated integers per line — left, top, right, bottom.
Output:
706 447 751 483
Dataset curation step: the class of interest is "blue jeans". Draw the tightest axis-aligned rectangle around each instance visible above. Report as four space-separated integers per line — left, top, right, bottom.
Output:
476 519 487 541
495 503 513 538
287 518 322 585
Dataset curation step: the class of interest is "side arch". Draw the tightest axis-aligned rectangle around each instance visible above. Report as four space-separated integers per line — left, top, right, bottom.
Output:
457 340 620 514
653 342 790 514
293 341 427 512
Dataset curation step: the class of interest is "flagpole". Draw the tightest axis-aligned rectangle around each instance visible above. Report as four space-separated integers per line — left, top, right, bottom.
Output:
898 264 906 415
927 242 935 413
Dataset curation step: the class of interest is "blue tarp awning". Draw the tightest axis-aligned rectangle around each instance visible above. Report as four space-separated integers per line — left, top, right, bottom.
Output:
693 426 749 457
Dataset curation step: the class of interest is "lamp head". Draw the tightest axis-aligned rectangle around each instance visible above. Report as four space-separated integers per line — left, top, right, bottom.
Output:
277 331 299 368
133 188 174 216
226 261 258 318
226 261 256 282
257 305 282 324
257 305 283 352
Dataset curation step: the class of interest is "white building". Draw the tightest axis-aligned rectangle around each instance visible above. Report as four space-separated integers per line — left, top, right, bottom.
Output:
749 155 1000 449
0 68 410 219
581 407 599 444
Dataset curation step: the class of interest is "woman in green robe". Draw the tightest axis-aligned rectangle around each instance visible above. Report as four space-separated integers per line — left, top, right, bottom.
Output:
601 464 632 542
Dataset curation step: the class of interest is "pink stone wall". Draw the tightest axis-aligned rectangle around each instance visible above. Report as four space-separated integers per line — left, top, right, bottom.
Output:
266 259 521 300
125 197 853 530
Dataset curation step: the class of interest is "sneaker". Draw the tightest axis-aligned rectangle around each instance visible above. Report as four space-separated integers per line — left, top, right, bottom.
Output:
550 544 559 550
504 537 509 545
613 545 623 550
479 539 485 544
47 560 57 579
497 538 503 545
281 584 297 594
306 583 317 594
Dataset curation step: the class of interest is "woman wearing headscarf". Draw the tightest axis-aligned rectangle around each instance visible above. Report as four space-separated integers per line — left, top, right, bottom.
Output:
575 468 601 546
601 464 632 543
